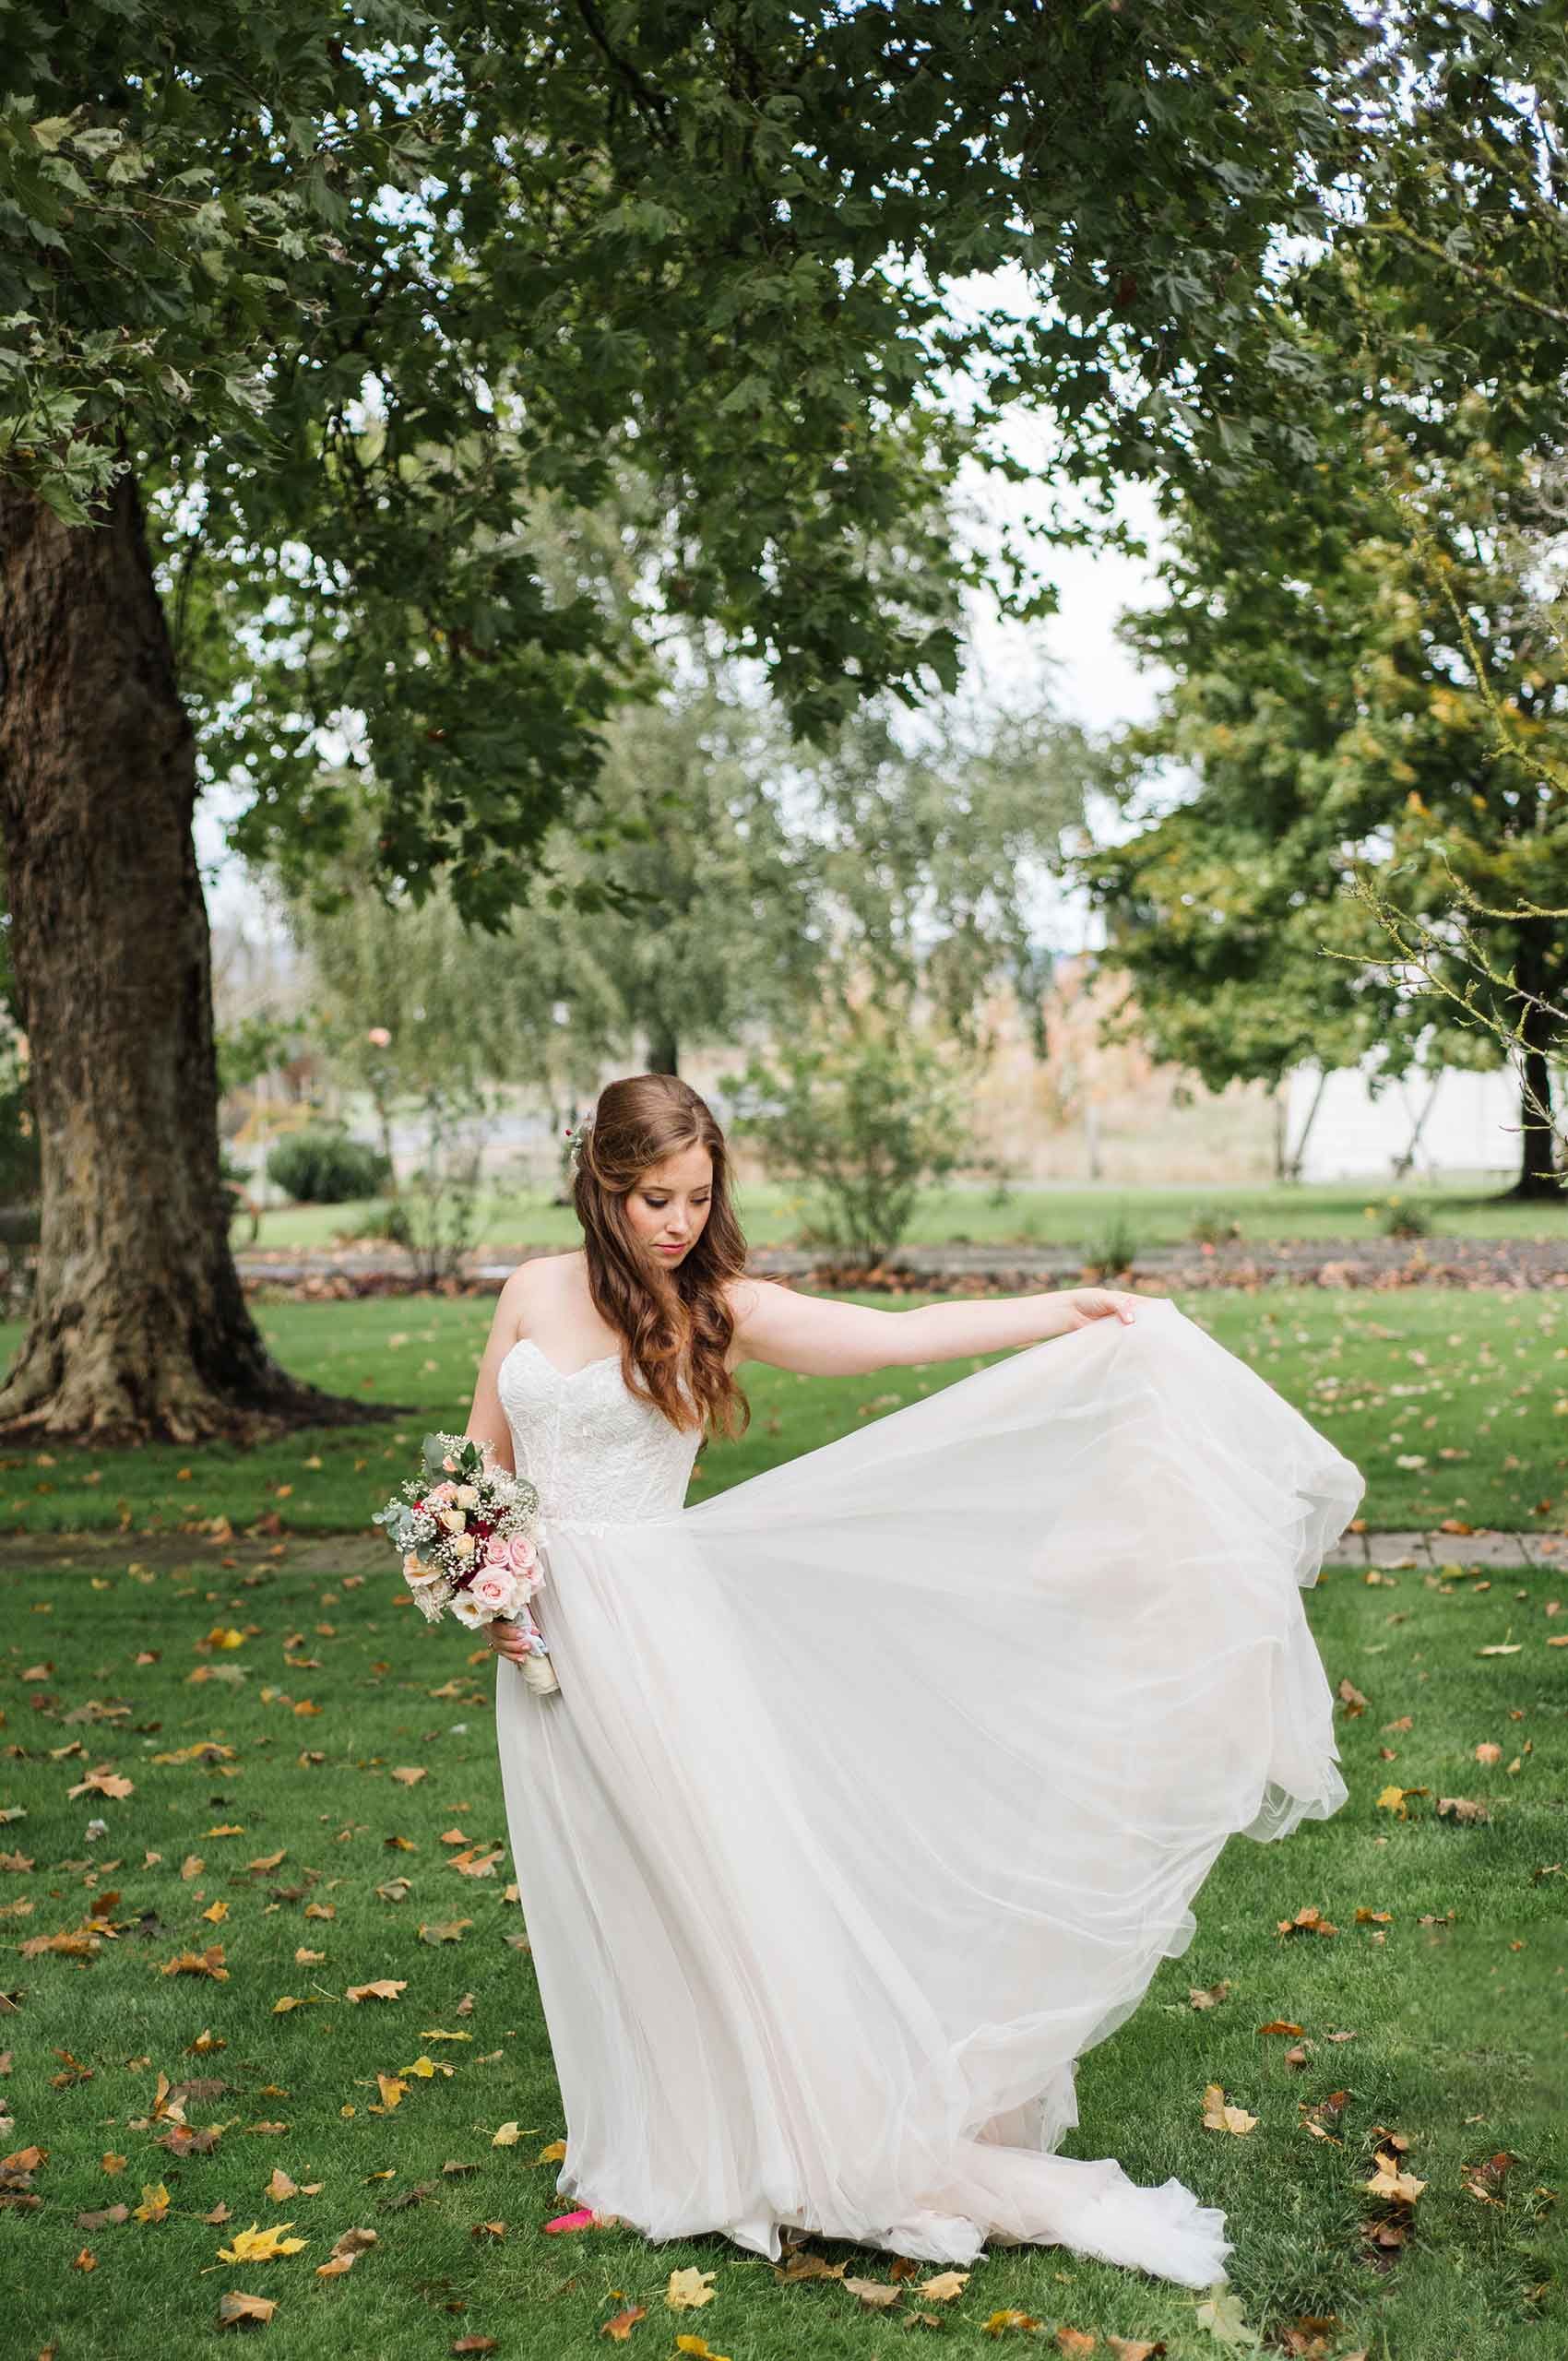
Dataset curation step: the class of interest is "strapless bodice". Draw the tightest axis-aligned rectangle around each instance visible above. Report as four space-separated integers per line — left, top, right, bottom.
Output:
496 1338 702 1530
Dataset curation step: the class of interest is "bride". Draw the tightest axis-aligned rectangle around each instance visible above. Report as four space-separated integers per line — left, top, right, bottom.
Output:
463 1072 1361 2288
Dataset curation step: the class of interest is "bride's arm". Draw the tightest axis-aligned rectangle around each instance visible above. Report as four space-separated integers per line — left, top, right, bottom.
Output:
725 1275 1142 1378
461 1272 526 1474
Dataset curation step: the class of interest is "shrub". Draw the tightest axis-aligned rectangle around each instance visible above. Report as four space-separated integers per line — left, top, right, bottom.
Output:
1380 1195 1432 1239
721 1011 969 1266
266 1125 393 1204
1190 1209 1243 1246
1080 1212 1141 1280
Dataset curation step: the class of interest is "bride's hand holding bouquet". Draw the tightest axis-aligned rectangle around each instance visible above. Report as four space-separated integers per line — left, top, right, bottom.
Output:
373 1431 561 1698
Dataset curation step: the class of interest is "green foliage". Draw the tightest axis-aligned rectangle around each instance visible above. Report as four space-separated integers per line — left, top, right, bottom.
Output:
393 1080 490 1287
215 1006 303 1101
4 0 1442 938
1079 1212 1142 1280
1190 1209 1244 1247
331 1197 414 1249
265 1123 391 1204
721 1009 972 1265
1078 362 1568 1144
1378 1196 1433 1240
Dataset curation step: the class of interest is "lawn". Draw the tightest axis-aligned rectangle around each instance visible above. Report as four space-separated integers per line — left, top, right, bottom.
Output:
0 1287 1563 1537
232 1175 1568 1257
1 1524 1562 2356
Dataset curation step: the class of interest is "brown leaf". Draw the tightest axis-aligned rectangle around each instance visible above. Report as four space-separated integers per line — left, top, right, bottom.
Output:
1202 2083 1258 2135
844 2275 902 2309
1277 1905 1339 1938
600 2304 646 2341
217 2292 277 2327
1435 1797 1491 1824
773 2249 846 2282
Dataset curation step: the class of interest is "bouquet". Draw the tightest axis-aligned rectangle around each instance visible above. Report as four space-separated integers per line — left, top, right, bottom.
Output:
372 1431 561 1696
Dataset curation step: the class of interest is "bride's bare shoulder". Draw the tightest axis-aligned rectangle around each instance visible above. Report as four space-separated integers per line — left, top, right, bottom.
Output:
501 1249 580 1339
720 1272 785 1323
719 1273 795 1359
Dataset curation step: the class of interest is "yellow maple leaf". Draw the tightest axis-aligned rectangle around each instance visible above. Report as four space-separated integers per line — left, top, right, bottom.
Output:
218 2220 308 2262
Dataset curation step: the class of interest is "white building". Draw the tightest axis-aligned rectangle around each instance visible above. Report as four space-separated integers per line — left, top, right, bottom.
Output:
1283 1059 1529 1184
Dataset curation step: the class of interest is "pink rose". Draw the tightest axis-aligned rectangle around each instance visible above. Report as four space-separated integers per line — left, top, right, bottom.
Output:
507 1534 539 1577
482 1535 513 1567
469 1566 521 1617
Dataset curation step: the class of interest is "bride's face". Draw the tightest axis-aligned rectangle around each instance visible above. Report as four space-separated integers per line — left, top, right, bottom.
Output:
625 1142 714 1268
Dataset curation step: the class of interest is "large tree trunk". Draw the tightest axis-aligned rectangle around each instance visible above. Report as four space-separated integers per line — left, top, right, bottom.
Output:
0 472 388 1444
647 1026 679 1075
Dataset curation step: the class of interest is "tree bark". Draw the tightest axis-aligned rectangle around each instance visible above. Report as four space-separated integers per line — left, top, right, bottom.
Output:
0 471 391 1443
647 1026 679 1075
1506 936 1561 1203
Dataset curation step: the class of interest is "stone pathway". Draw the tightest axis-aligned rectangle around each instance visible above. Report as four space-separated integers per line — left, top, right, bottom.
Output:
0 1526 1552 1573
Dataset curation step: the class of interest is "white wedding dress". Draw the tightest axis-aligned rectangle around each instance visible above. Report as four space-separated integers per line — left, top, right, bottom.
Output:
493 1297 1361 2286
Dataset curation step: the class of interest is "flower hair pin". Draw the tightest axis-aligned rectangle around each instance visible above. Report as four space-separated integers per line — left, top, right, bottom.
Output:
564 1113 594 1176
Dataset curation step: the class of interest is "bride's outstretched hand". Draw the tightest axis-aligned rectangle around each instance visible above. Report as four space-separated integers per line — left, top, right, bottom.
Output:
1060 1287 1142 1331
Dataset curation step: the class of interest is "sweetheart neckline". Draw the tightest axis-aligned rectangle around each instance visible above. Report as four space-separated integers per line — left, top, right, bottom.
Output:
505 1336 621 1384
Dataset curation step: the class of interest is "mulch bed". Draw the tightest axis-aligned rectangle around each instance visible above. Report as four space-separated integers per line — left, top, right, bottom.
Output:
231 1233 1568 1301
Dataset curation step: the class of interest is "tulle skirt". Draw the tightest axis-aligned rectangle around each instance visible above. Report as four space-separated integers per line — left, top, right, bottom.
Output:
493 1298 1362 2285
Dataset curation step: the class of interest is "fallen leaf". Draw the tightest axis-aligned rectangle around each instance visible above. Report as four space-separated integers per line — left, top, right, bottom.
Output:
666 2266 717 2309
217 2292 277 2327
1194 2288 1262 2346
1202 2083 1258 2135
844 2275 901 2310
218 2220 308 2262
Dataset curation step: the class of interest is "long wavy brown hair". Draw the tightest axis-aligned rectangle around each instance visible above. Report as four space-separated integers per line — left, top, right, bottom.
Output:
571 1074 752 1440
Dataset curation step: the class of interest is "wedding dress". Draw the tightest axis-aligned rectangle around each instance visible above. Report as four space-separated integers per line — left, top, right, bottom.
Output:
492 1296 1361 2286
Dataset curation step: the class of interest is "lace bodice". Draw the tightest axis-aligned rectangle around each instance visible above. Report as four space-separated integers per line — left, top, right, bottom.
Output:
496 1338 702 1530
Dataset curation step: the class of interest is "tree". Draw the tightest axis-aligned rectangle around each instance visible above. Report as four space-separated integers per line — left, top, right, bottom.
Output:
1079 367 1568 1197
0 1 1515 1438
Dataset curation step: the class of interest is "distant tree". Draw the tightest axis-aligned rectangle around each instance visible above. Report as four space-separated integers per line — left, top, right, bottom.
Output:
1080 373 1568 1195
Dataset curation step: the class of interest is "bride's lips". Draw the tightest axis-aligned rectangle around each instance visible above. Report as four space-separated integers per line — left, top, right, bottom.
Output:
655 1242 685 1256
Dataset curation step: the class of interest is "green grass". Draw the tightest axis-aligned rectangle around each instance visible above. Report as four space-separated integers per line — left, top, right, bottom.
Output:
2 1287 1565 1538
234 1173 1567 1255
1 1536 1563 2358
